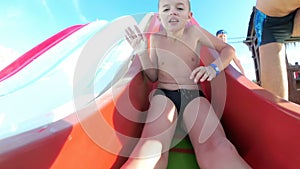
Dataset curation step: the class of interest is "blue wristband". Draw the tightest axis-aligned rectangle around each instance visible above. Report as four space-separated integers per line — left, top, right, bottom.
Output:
210 63 220 75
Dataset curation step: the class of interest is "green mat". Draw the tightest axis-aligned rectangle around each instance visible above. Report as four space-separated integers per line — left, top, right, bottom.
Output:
167 137 200 169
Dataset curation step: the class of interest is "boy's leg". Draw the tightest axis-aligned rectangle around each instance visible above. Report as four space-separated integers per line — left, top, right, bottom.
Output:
182 97 251 169
259 43 289 99
121 95 178 169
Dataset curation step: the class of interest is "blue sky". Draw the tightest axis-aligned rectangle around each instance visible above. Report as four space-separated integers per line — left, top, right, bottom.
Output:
0 0 257 80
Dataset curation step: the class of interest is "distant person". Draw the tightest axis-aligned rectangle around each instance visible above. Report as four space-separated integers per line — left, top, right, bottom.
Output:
254 0 300 99
295 62 300 79
216 29 245 75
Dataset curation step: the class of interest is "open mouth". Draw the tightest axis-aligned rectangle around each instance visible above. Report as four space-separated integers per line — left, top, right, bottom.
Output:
169 17 179 23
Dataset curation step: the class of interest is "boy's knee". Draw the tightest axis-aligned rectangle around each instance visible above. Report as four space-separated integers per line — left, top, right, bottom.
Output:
211 137 235 154
195 138 236 168
138 140 163 158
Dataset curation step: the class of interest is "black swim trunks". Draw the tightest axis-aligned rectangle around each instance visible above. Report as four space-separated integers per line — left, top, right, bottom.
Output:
153 89 206 114
153 89 206 139
254 8 297 46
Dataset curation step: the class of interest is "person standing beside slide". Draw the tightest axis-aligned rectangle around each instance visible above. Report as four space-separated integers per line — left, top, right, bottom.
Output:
254 0 300 99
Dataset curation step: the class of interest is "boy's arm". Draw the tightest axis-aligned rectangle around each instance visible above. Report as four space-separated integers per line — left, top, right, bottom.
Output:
194 25 236 72
190 25 236 82
125 25 158 82
137 34 158 82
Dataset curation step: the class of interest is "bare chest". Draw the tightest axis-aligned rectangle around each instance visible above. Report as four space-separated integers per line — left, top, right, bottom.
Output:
155 38 200 69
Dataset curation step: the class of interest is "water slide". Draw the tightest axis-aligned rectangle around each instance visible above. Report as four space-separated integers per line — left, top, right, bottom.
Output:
0 20 109 139
0 13 300 169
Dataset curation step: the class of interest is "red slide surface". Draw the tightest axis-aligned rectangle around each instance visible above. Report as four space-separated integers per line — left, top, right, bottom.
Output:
200 47 300 169
0 16 299 169
1 53 299 169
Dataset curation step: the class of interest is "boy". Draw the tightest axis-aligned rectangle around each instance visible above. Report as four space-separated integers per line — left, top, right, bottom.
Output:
216 29 245 74
216 29 228 43
123 0 251 168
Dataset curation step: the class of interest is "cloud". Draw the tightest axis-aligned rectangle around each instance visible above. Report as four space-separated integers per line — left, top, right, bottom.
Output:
72 0 89 23
41 0 55 20
0 6 23 27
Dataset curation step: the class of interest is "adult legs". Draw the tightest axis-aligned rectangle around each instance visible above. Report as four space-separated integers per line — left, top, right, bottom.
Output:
121 94 178 169
183 97 252 169
259 43 289 99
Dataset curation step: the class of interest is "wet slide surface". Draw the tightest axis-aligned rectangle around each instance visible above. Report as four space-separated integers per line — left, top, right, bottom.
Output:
0 13 300 169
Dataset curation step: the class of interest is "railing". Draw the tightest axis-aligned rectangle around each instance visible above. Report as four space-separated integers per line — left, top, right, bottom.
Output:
287 64 300 104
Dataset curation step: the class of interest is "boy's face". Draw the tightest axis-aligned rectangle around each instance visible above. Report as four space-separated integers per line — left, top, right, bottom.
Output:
158 0 192 32
217 33 227 42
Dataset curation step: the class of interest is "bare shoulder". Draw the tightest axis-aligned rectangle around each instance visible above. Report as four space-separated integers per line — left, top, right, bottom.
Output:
186 24 215 43
186 25 210 38
185 24 199 34
149 32 161 47
150 31 168 46
152 31 166 38
187 24 231 52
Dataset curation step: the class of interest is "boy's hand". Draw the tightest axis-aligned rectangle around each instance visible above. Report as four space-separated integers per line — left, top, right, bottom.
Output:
190 66 217 83
125 25 148 55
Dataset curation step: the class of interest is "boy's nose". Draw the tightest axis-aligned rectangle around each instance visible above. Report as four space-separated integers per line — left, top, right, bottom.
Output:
169 8 179 15
170 12 178 16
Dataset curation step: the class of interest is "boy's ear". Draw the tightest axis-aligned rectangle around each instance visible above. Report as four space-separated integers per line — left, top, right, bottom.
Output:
157 14 161 21
189 12 193 19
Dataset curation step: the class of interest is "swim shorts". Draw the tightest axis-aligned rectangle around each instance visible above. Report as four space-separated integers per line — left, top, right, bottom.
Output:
153 89 206 137
254 8 296 46
153 89 206 114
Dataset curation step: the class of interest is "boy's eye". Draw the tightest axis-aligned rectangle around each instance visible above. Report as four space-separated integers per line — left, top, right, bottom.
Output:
163 8 169 12
178 7 184 10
